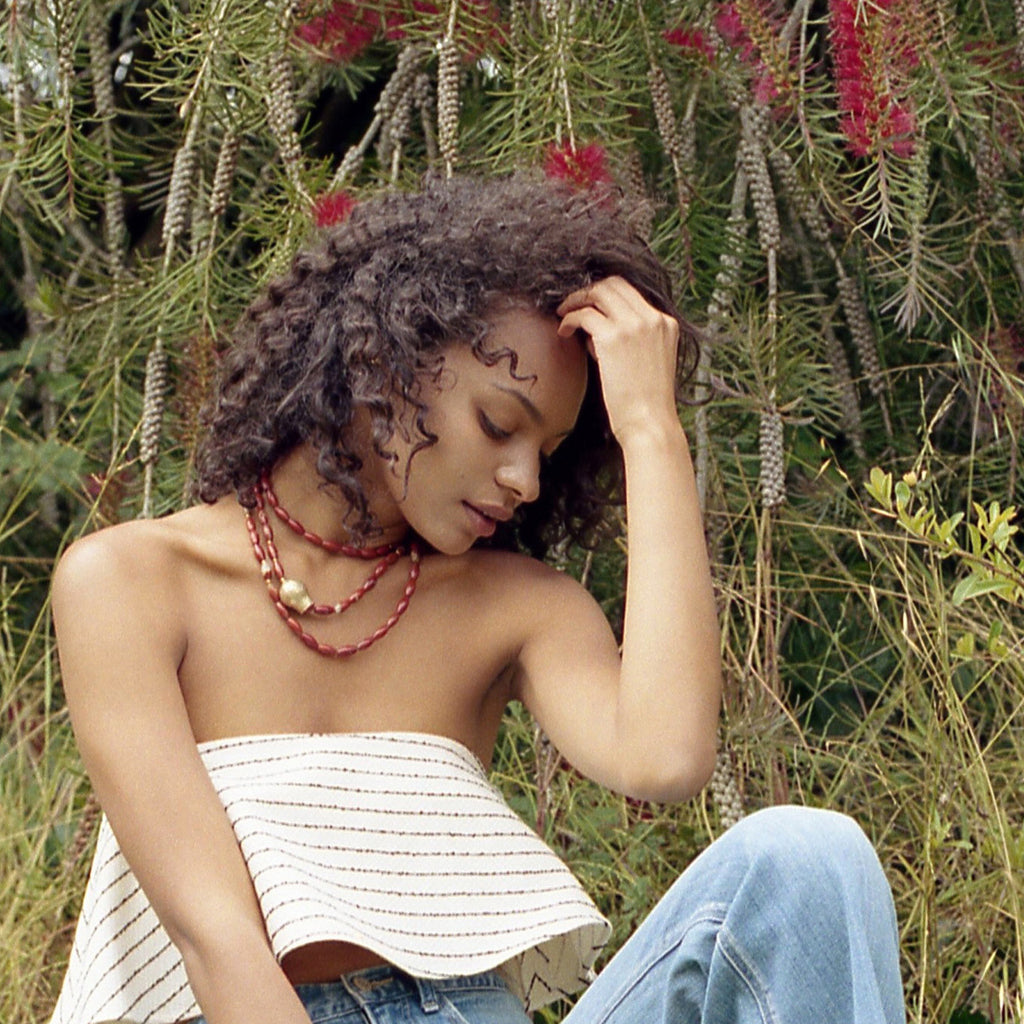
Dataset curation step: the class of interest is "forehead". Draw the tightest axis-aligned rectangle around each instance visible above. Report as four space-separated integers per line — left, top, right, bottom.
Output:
446 306 588 403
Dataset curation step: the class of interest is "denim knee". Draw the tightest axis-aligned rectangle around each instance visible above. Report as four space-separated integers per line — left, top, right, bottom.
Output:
730 804 873 854
731 805 879 868
562 805 905 1024
721 805 893 915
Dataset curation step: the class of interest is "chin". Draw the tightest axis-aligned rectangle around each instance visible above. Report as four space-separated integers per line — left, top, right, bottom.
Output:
434 537 478 557
401 523 468 558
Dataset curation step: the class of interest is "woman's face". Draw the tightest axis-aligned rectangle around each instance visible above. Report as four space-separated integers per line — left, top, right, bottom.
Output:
375 306 589 555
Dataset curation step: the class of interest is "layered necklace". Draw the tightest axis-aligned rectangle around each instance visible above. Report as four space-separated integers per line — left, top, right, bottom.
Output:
244 472 420 658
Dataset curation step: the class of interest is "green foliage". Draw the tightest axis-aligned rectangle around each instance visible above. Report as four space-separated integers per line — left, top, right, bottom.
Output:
3 1 1024 1022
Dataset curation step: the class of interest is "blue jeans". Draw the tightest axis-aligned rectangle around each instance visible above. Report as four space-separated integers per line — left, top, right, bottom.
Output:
274 970 530 1024
198 807 905 1023
562 806 905 1024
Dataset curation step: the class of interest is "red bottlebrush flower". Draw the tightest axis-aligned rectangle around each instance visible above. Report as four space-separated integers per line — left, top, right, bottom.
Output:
544 141 614 191
385 0 506 57
829 0 918 159
714 2 752 56
313 190 357 226
663 25 716 62
384 0 436 39
881 101 917 156
295 2 380 63
714 0 796 114
752 67 781 105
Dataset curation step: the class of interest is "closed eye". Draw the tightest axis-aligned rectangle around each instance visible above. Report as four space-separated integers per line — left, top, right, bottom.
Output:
479 411 512 441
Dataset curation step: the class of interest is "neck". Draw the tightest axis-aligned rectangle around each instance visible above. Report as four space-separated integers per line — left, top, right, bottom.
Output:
267 445 410 550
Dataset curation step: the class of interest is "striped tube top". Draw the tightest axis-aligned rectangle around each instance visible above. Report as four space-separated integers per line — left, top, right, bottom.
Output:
49 731 611 1024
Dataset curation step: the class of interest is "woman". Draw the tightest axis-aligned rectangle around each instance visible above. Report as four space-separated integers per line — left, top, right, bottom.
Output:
50 176 904 1024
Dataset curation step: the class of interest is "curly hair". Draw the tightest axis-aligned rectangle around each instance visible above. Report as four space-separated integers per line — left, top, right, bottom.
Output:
194 174 698 556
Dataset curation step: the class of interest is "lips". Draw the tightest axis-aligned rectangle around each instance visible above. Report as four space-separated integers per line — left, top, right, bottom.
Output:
462 501 512 537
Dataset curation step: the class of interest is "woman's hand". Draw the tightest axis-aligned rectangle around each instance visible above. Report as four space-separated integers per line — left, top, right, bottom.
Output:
556 276 680 444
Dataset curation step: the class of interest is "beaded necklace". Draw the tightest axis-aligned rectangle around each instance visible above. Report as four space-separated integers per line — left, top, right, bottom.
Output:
244 474 421 658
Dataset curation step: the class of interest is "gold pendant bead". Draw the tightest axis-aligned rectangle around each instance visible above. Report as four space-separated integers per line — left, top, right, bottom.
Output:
278 578 314 614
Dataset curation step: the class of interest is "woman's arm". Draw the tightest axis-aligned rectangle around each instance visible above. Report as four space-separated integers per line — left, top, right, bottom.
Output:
52 524 311 1024
512 277 722 802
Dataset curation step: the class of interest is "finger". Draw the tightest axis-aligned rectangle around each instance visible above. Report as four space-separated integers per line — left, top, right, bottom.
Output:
557 277 649 318
557 306 608 342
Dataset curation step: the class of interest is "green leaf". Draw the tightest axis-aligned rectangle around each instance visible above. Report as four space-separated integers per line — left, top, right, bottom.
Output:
935 513 964 549
953 633 975 658
951 573 1014 606
894 480 912 510
865 467 893 510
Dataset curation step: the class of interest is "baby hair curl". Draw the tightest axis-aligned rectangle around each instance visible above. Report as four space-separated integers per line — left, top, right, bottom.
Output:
194 174 698 556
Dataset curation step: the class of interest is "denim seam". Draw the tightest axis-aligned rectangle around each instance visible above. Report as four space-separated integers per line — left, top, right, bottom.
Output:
308 1004 375 1024
717 924 777 1024
438 992 473 1024
587 905 731 1024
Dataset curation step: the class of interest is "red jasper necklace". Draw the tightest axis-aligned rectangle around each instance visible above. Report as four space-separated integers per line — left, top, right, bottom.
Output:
244 473 420 658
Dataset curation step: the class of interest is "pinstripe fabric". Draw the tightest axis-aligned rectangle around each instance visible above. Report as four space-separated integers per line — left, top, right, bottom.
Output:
49 732 611 1024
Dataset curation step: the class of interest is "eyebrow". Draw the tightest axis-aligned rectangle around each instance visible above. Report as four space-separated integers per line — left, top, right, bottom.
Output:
491 384 573 438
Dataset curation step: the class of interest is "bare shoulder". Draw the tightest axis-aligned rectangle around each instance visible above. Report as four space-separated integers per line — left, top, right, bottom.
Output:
453 547 604 636
454 547 584 592
51 504 228 649
55 513 183 604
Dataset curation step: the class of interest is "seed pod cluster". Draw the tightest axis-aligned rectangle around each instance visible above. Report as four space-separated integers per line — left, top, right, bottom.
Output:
710 748 745 829
837 273 885 400
265 49 303 186
86 4 127 264
974 133 1001 215
139 341 168 466
620 147 645 198
437 38 461 172
336 143 366 186
739 108 780 255
769 147 831 246
758 405 786 509
708 171 749 320
86 6 115 120
377 46 423 171
380 92 413 175
55 2 74 110
648 63 682 163
825 333 866 460
414 72 437 161
162 138 197 250
209 130 241 220
1015 0 1024 69
190 189 212 256
378 45 423 120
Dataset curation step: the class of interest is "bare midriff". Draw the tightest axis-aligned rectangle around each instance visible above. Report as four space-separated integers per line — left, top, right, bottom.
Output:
281 941 389 984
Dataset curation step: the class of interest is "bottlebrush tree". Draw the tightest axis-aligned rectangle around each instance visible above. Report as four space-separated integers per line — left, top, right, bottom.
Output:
2 2 1024 1022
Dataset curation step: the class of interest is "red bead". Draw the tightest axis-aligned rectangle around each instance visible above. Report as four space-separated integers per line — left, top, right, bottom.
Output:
260 472 396 559
244 485 421 659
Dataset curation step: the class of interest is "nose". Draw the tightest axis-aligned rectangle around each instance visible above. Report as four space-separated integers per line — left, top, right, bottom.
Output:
495 448 541 505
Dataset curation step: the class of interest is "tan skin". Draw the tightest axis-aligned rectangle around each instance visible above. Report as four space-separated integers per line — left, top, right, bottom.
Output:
51 279 722 1024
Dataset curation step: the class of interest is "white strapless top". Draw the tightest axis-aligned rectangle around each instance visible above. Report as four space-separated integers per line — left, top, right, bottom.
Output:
49 731 611 1023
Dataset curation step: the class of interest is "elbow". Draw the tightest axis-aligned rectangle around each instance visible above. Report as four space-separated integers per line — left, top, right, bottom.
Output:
616 736 717 804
